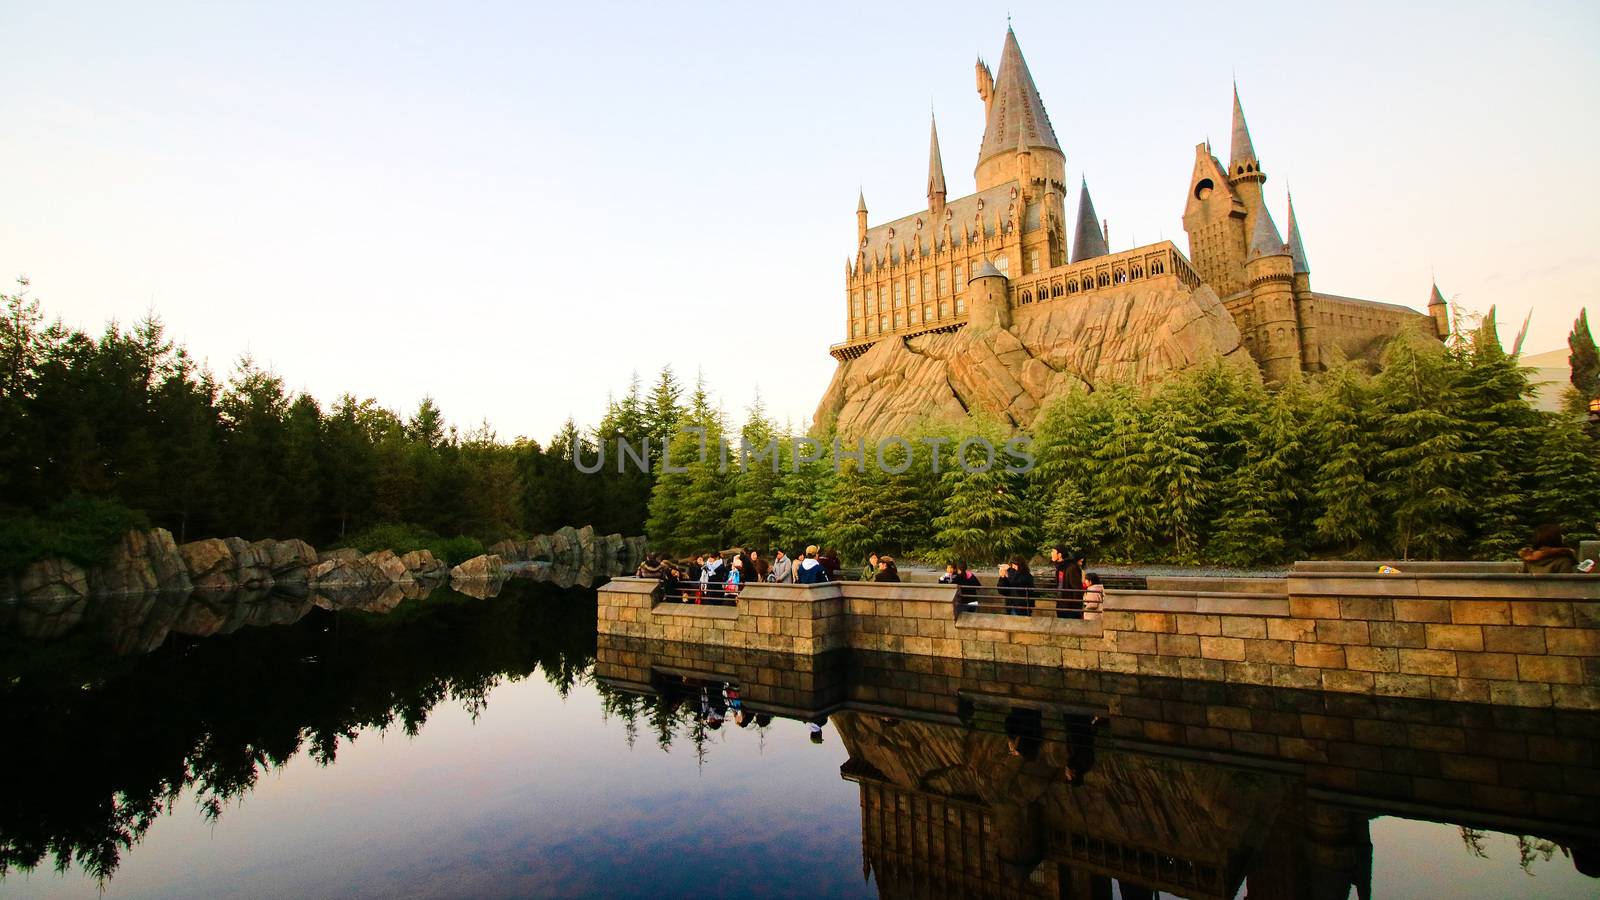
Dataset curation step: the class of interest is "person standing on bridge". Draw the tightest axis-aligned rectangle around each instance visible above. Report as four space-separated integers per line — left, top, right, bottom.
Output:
796 546 829 584
770 548 793 583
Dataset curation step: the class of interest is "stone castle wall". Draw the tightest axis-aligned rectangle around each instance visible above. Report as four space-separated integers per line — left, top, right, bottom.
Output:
597 573 1600 710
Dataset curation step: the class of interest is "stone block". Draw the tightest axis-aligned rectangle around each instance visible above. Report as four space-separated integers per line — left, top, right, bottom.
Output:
902 636 934 656
1511 602 1574 628
1399 649 1457 676
1179 657 1226 681
1289 597 1340 619
995 643 1028 665
1373 673 1434 698
1111 630 1157 655
1174 614 1222 635
1271 665 1323 690
1243 639 1294 665
1489 680 1552 707
1200 636 1246 661
1099 651 1137 673
1026 645 1062 667
1221 616 1268 639
1456 652 1518 681
1317 619 1370 645
1517 655 1583 685
1224 661 1275 686
1430 677 1491 704
1544 629 1600 656
1267 618 1316 642
1339 598 1392 621
1137 655 1183 678
1368 621 1427 648
1344 646 1400 673
1322 669 1376 694
1156 633 1200 657
1207 706 1254 730
1100 611 1137 630
1425 623 1484 651
1552 685 1600 710
1451 600 1511 625
1293 643 1345 669
1393 599 1452 623
1135 612 1176 633
1482 625 1546 654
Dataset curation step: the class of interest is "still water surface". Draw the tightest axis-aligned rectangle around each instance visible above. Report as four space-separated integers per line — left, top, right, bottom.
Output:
1 580 1593 898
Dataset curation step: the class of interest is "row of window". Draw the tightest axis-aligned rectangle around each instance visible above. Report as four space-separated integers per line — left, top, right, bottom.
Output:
1012 259 1169 304
849 297 969 337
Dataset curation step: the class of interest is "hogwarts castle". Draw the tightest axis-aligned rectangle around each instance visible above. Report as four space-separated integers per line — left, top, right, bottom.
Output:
816 27 1447 437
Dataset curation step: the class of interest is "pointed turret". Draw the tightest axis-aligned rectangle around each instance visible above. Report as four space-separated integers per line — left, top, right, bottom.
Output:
1229 82 1261 177
1428 280 1450 340
1071 178 1109 263
1247 202 1288 260
856 189 868 245
1285 191 1310 274
975 28 1063 191
927 114 947 216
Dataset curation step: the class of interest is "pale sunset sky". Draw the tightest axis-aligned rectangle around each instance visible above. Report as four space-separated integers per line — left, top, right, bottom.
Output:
3 1 1597 442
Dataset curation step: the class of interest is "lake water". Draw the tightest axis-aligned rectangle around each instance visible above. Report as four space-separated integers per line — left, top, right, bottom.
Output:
2 579 1595 898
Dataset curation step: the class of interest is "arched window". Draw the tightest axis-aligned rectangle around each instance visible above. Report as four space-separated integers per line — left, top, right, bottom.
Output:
923 304 931 321
1051 283 1063 298
955 297 965 314
893 312 904 328
939 301 949 316
954 265 965 291
1097 272 1110 288
852 321 861 337
909 308 919 324
1113 269 1127 284
1020 290 1032 304
879 315 888 332
1151 260 1165 275
1068 279 1078 294
1131 266 1143 280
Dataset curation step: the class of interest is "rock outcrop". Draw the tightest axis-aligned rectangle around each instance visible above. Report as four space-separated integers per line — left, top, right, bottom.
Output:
179 539 237 592
399 549 447 579
224 538 274 590
450 554 505 580
15 559 92 639
92 528 193 595
815 281 1251 439
263 539 318 588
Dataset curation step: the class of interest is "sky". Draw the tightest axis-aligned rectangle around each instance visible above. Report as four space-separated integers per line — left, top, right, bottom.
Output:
4 1 1598 443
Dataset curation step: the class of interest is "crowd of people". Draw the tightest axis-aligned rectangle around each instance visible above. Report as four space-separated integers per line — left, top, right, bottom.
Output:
634 542 1107 616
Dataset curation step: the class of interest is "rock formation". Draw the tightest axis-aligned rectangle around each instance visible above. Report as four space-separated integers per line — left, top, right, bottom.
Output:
15 559 92 639
179 539 238 592
815 281 1252 439
450 554 505 580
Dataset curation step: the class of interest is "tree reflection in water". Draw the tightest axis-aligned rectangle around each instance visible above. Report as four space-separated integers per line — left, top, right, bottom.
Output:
0 579 597 883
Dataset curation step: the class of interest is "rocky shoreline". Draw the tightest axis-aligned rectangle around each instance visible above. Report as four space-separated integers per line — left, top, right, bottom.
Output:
2 525 646 646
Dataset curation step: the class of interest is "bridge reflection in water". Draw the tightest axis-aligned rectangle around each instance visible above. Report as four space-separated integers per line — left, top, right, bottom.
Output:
596 634 1599 900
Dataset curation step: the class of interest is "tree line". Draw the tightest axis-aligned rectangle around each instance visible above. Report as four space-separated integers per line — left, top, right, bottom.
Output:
0 280 669 571
4 276 1596 572
644 313 1600 567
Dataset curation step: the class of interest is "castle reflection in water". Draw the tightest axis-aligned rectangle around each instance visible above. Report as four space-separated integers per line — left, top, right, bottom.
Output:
596 634 1600 900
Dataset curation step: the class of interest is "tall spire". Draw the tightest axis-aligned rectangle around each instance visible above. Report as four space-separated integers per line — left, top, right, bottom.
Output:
1071 178 1109 263
1247 201 1288 260
927 114 947 209
857 188 867 214
1229 82 1260 174
976 28 1061 167
1285 190 1310 274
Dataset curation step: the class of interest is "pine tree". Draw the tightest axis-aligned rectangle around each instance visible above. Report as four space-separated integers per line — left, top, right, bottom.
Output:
1209 383 1308 566
645 365 683 470
1569 309 1599 403
768 434 834 552
934 438 1033 564
1373 333 1478 559
728 395 781 550
1310 364 1384 555
1144 388 1213 562
1091 388 1161 560
1455 313 1541 557
1528 413 1600 543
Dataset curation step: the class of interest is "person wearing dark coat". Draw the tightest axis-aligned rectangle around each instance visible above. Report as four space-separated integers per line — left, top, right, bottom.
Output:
795 545 830 584
874 557 901 582
998 557 1035 616
1519 525 1580 574
1049 545 1085 619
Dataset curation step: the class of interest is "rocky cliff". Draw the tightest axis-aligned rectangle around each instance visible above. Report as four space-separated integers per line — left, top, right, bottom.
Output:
814 281 1252 439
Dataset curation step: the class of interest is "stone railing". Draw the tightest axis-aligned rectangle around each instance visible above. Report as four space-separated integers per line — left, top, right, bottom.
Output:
1012 241 1199 308
598 570 1600 710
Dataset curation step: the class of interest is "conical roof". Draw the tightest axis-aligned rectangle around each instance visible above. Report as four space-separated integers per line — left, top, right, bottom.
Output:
972 257 1006 280
1285 191 1310 274
1229 83 1259 172
857 189 867 213
1247 203 1288 261
927 115 947 199
1071 178 1109 263
1428 282 1447 307
976 28 1061 166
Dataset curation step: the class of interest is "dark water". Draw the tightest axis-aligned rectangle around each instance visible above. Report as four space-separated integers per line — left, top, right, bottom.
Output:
1 580 1595 898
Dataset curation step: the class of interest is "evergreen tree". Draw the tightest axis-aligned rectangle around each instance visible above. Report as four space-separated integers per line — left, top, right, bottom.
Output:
934 429 1034 564
1454 313 1542 557
1528 413 1600 543
1569 309 1599 404
1373 333 1478 559
728 395 781 550
1310 364 1384 556
645 365 683 470
767 434 834 552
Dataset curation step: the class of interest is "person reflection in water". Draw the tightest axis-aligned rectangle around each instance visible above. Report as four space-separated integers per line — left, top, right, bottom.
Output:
1063 713 1103 786
1004 707 1044 760
808 716 828 744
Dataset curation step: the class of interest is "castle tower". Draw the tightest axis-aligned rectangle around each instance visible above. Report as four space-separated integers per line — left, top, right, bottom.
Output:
1244 202 1300 382
1228 84 1269 248
1182 140 1249 297
1428 281 1451 339
1285 191 1320 370
1071 178 1109 263
967 257 1011 329
857 189 868 246
974 28 1065 196
927 115 947 222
